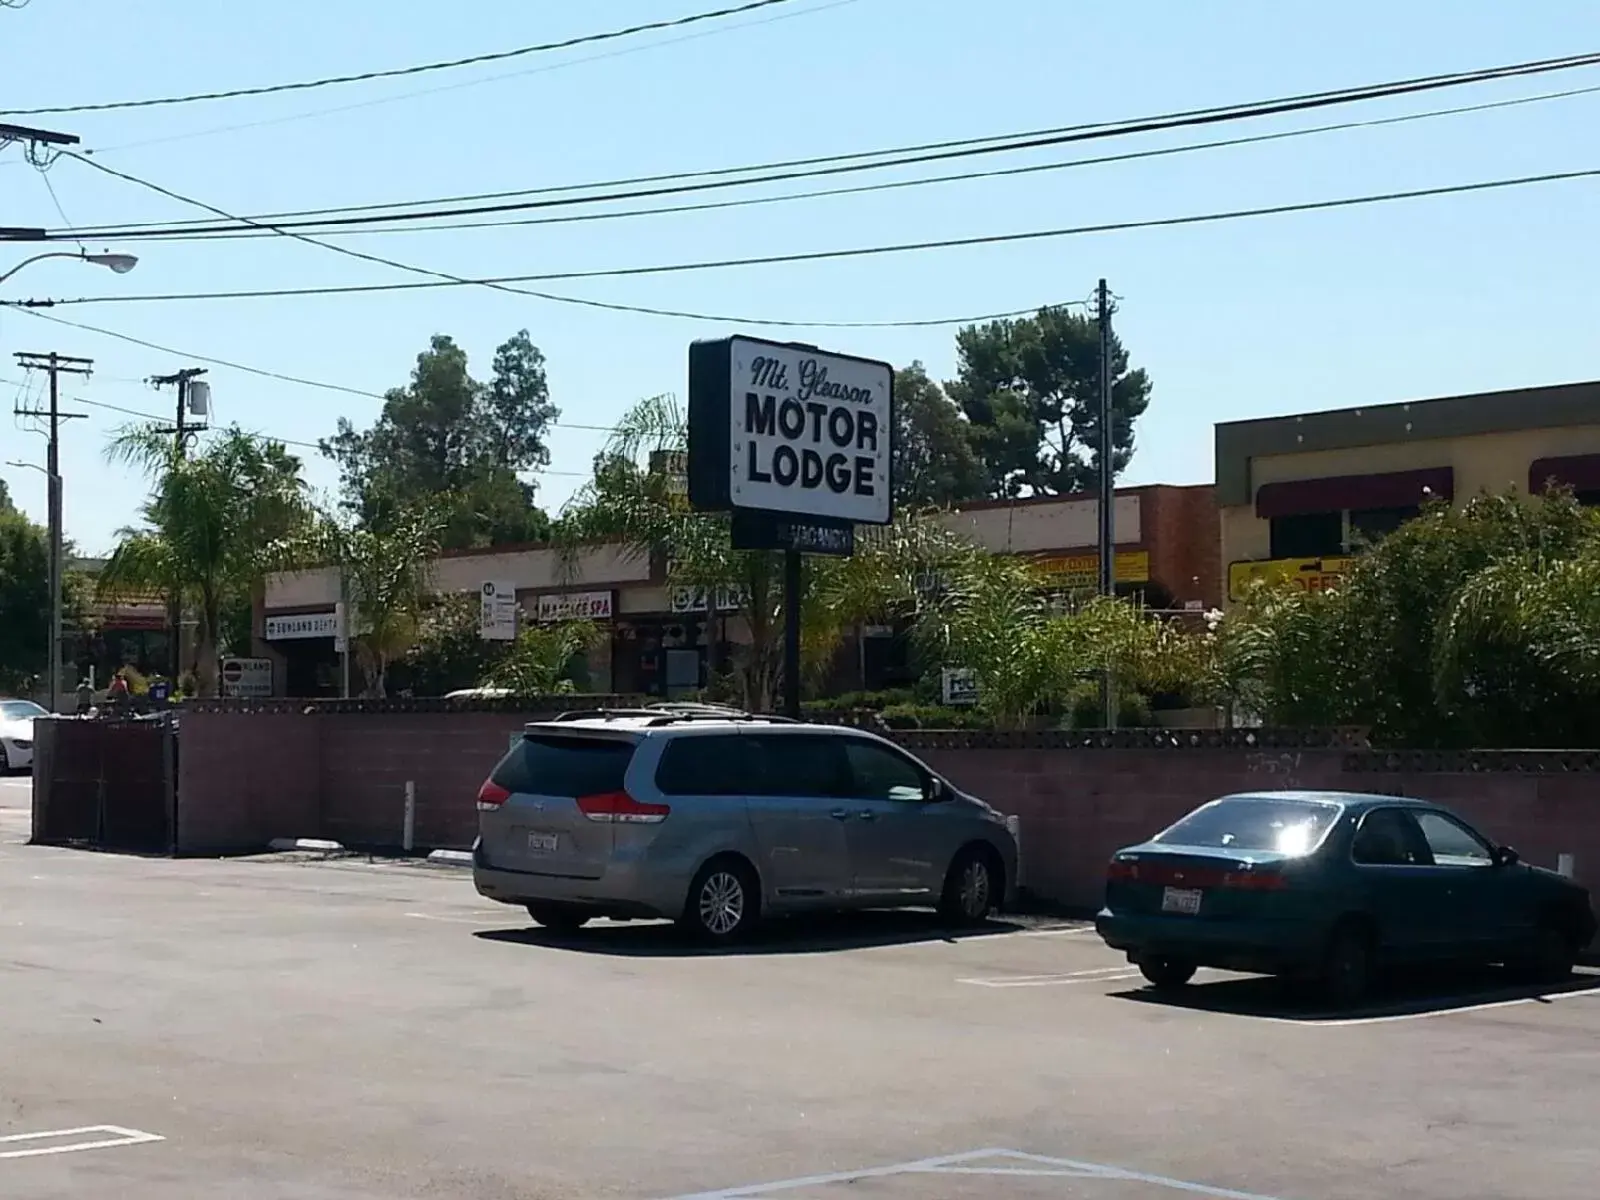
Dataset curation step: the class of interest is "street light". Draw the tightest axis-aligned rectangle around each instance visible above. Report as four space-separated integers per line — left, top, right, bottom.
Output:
3 459 63 712
0 249 139 286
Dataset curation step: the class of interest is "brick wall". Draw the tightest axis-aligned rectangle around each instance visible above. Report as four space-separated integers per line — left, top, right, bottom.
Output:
175 711 1600 910
1138 484 1221 610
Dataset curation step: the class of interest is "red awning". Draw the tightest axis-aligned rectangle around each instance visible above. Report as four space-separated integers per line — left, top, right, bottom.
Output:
1255 467 1454 519
1529 454 1600 495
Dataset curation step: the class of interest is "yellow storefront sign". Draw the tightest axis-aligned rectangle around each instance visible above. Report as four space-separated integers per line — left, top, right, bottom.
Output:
1228 556 1354 602
1033 550 1151 590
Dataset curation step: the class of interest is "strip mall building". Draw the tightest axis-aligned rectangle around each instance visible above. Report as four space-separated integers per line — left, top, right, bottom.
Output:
1215 379 1600 602
257 483 1219 699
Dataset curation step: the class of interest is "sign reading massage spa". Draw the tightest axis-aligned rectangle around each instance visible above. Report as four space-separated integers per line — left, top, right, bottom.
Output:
536 591 614 623
687 336 894 527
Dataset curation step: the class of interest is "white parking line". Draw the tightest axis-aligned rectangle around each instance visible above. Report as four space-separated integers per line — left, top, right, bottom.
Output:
0 1126 164 1160
1273 983 1600 1027
958 965 1141 988
664 1146 1289 1199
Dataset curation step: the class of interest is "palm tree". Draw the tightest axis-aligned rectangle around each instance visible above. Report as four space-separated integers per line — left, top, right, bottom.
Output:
100 425 313 697
319 501 445 698
555 394 976 710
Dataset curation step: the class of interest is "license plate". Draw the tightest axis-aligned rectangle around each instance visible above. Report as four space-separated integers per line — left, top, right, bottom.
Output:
1161 887 1202 915
527 832 559 853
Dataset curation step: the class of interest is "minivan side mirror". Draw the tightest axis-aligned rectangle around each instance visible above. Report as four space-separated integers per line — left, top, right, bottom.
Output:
1494 845 1521 868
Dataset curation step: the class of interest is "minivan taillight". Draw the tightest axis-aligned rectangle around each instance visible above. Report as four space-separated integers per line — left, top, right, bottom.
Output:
476 780 511 812
576 790 670 824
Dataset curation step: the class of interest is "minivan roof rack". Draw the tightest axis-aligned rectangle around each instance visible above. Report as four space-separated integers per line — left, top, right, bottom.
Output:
542 703 800 727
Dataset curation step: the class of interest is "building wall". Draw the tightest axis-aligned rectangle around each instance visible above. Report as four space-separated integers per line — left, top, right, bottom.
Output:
935 493 1142 553
173 709 1600 915
1223 424 1600 566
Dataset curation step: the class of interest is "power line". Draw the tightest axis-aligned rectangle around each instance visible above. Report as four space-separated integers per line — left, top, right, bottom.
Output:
14 165 1600 309
0 0 810 116
58 82 1600 246
60 151 1071 330
65 0 860 159
49 50 1600 239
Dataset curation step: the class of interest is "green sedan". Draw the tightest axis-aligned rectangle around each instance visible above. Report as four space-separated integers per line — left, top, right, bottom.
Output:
1095 791 1596 1005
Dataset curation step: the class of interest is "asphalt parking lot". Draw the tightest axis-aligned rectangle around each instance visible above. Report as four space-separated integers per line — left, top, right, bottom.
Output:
3 772 1598 1199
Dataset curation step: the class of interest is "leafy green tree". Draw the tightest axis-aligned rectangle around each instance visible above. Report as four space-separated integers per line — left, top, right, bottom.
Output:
556 394 975 711
949 305 1152 497
892 362 986 508
321 331 557 549
0 507 48 693
484 621 601 695
1216 489 1600 746
101 426 313 697
320 501 445 699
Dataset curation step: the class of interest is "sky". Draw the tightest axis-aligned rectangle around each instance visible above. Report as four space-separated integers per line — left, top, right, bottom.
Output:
1 0 1597 554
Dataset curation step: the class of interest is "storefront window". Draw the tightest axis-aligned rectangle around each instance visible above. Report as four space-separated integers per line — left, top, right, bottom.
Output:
1269 512 1342 559
1348 505 1419 545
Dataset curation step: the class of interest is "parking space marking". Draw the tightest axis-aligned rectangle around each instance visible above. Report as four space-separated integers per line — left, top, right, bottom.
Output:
1266 981 1600 1027
958 965 1141 988
0 1125 164 1160
664 1146 1290 1199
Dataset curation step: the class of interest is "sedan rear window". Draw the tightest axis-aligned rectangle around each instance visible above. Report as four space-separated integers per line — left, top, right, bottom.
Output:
1154 797 1341 856
491 735 635 798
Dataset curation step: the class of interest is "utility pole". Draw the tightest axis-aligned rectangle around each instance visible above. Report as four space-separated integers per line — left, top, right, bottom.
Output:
14 351 91 712
1095 279 1117 728
149 367 209 682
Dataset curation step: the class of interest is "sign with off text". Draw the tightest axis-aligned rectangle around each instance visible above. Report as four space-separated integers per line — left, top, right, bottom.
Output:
687 335 894 527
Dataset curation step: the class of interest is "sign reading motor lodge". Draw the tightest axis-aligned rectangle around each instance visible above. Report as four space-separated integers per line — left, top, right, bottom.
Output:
688 336 894 528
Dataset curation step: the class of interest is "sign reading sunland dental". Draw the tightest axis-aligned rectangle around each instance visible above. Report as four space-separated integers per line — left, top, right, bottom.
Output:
687 336 894 528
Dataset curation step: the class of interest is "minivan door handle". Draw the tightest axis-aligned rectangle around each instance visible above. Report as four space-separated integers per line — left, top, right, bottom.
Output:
829 808 851 821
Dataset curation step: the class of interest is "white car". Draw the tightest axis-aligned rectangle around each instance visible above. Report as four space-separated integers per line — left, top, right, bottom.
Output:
0 699 46 773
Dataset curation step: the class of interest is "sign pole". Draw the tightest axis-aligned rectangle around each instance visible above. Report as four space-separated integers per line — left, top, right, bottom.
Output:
782 548 803 719
1096 279 1117 730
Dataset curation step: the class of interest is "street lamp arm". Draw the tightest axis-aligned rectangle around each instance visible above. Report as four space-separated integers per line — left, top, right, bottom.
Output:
0 250 138 285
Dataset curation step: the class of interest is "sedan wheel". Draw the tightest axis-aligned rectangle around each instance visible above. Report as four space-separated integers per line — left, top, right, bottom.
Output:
1139 957 1197 990
1322 924 1375 1007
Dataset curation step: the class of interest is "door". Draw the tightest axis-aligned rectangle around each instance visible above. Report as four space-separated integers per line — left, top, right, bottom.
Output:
480 733 639 881
742 733 852 907
1349 807 1451 958
837 738 945 900
1410 809 1506 957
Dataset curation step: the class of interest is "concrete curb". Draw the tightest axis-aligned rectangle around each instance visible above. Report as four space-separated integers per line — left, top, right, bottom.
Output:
267 837 344 853
426 849 473 866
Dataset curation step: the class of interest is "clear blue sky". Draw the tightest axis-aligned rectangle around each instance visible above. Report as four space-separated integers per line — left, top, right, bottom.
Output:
2 0 1596 553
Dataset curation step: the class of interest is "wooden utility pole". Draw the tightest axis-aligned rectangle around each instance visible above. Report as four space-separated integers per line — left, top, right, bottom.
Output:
148 367 209 682
13 351 91 711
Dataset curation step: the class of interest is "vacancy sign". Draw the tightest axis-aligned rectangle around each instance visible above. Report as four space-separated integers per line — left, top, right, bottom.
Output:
688 336 894 527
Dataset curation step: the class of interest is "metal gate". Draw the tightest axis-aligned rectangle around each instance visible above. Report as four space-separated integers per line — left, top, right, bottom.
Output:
31 716 174 852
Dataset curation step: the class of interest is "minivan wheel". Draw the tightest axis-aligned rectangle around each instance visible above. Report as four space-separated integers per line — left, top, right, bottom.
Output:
1517 923 1577 984
1321 921 1375 1008
938 846 998 926
682 859 758 944
525 904 590 934
1138 957 1197 990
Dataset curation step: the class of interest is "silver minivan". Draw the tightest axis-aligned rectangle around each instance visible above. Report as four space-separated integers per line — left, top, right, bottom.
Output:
471 706 1018 942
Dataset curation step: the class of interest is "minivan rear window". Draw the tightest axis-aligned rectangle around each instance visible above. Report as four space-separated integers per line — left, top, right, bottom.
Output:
491 735 636 798
1153 796 1341 856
